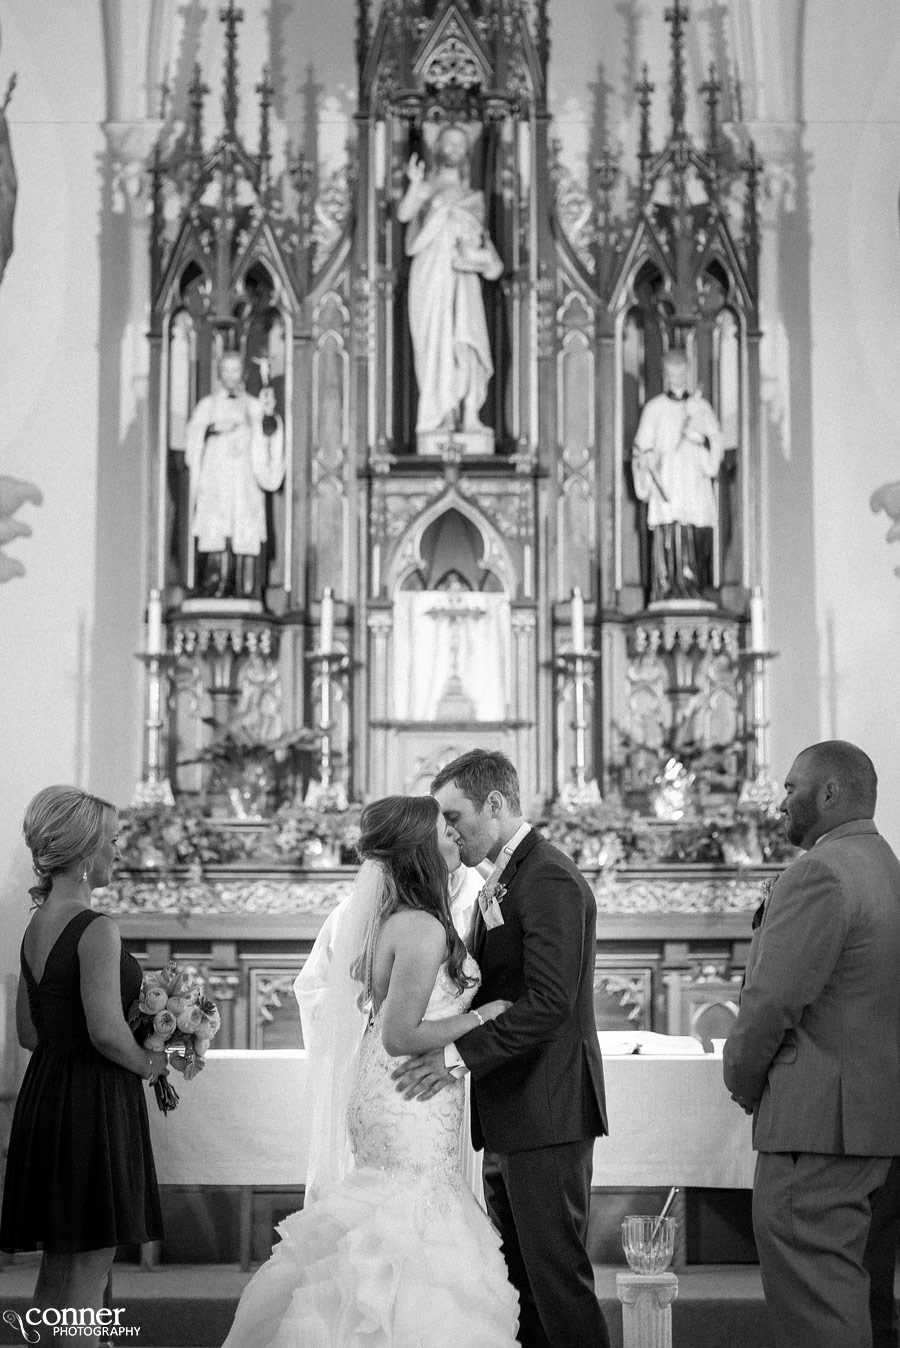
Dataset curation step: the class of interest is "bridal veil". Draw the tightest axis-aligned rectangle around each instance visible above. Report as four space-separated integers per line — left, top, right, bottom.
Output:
292 857 385 1202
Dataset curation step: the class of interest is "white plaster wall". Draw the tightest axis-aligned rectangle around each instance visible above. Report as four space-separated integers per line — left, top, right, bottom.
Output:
0 2 142 978
794 1 900 846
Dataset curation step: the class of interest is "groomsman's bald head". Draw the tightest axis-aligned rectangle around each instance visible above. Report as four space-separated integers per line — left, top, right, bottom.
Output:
782 740 877 849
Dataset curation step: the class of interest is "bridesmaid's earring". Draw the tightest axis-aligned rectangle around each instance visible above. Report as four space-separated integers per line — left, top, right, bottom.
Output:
82 863 89 882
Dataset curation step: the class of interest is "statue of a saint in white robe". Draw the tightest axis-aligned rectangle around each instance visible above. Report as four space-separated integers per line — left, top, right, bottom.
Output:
632 350 725 603
397 125 502 453
185 351 285 602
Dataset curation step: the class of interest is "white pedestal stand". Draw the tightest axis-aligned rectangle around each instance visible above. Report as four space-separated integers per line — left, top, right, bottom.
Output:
617 1271 679 1348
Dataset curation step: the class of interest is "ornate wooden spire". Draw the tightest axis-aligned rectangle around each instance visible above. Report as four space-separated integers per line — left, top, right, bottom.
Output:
188 62 210 163
635 64 655 201
256 64 274 196
291 148 315 288
700 62 722 186
664 0 689 140
149 137 165 297
356 0 371 89
536 0 550 78
220 0 244 141
742 138 762 295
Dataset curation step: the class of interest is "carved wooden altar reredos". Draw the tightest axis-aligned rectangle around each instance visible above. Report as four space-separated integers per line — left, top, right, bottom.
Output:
145 0 765 809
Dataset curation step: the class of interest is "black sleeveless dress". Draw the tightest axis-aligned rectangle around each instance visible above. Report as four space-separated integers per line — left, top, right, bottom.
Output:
0 909 163 1252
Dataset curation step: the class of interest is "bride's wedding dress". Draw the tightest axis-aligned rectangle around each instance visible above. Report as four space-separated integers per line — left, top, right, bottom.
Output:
222 954 518 1347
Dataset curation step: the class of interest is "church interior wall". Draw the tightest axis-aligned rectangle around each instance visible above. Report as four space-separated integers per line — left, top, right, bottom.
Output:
790 0 900 842
2 0 900 986
0 1 143 983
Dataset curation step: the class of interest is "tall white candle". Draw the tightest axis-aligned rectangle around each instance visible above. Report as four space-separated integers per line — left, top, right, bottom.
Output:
320 588 335 654
147 589 164 656
750 587 766 652
571 587 586 654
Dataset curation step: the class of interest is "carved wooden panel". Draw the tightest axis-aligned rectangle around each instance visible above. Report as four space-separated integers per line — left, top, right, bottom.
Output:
664 967 742 1051
593 960 654 1033
249 960 307 1051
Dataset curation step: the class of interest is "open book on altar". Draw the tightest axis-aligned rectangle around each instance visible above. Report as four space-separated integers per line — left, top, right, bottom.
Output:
597 1031 707 1056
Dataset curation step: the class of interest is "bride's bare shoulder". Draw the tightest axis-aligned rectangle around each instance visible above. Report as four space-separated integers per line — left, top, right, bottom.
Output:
381 908 446 950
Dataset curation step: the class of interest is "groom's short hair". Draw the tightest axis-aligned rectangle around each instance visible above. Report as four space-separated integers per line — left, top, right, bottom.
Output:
431 750 521 814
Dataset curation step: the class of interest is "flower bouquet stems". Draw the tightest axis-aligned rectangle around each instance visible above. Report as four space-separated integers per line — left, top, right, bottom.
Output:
153 1072 180 1115
128 959 220 1114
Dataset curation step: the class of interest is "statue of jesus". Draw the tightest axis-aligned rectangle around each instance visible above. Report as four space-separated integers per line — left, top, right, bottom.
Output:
397 124 503 454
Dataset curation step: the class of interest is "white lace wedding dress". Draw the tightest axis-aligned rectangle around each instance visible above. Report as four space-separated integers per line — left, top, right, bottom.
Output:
222 955 519 1347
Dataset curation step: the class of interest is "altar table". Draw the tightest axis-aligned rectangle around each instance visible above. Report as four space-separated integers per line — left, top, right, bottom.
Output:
148 1050 755 1190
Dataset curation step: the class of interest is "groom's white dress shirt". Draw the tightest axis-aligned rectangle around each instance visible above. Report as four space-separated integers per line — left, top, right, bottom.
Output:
444 822 533 1074
448 864 483 942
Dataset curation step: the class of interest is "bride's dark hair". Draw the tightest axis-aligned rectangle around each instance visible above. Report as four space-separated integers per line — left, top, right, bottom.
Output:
357 795 475 993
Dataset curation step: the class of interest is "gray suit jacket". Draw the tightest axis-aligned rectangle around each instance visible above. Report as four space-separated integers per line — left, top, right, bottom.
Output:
723 820 900 1155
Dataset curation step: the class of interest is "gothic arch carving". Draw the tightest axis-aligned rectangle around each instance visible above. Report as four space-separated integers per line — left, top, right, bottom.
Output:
384 487 518 597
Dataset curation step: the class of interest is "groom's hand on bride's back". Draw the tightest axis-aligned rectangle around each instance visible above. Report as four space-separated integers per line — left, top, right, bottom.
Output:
391 1048 456 1101
391 1001 512 1099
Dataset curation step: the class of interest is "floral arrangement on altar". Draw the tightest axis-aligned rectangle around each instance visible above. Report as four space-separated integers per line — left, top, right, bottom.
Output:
116 785 790 875
118 802 250 870
270 798 362 865
127 960 221 1113
180 719 321 820
540 788 796 870
117 795 363 873
541 798 626 869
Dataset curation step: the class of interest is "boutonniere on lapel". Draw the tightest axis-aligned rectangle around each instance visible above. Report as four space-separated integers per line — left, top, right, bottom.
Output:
751 876 776 931
477 880 507 930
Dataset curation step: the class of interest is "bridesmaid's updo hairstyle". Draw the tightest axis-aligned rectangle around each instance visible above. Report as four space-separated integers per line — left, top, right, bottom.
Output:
23 785 115 905
358 795 474 993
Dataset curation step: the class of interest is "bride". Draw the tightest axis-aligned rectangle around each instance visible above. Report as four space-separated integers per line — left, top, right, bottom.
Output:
222 795 519 1347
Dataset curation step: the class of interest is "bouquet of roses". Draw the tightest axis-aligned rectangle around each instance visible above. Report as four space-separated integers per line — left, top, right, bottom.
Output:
127 960 220 1114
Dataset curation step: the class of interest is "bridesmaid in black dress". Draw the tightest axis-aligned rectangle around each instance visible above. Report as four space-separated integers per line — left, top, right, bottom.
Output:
0 786 169 1313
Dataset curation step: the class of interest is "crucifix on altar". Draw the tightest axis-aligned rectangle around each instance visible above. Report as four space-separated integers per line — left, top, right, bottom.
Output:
426 580 486 721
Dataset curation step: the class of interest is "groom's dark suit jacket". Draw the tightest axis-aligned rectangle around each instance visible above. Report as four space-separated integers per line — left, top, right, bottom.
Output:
458 828 607 1154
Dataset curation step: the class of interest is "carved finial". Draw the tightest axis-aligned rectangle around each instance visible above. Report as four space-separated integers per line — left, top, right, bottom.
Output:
635 63 655 196
188 63 210 160
256 65 274 195
291 148 315 282
356 0 371 80
594 146 619 198
664 0 689 139
301 64 323 203
742 138 762 292
589 61 615 183
536 0 550 75
700 62 722 178
150 137 165 297
593 139 621 290
220 0 244 140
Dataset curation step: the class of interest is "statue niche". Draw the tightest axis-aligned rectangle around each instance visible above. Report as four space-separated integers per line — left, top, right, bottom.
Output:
392 508 509 722
165 261 288 611
396 120 503 457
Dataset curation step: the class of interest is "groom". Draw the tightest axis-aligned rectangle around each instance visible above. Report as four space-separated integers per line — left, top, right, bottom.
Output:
393 749 609 1348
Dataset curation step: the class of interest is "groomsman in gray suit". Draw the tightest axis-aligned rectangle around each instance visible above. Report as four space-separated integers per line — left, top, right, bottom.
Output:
724 741 900 1348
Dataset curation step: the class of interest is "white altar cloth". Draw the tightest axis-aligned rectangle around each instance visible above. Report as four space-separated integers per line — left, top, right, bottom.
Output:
148 1051 755 1190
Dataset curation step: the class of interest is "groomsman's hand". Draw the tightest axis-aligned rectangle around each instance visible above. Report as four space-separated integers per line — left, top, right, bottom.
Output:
392 1048 456 1101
